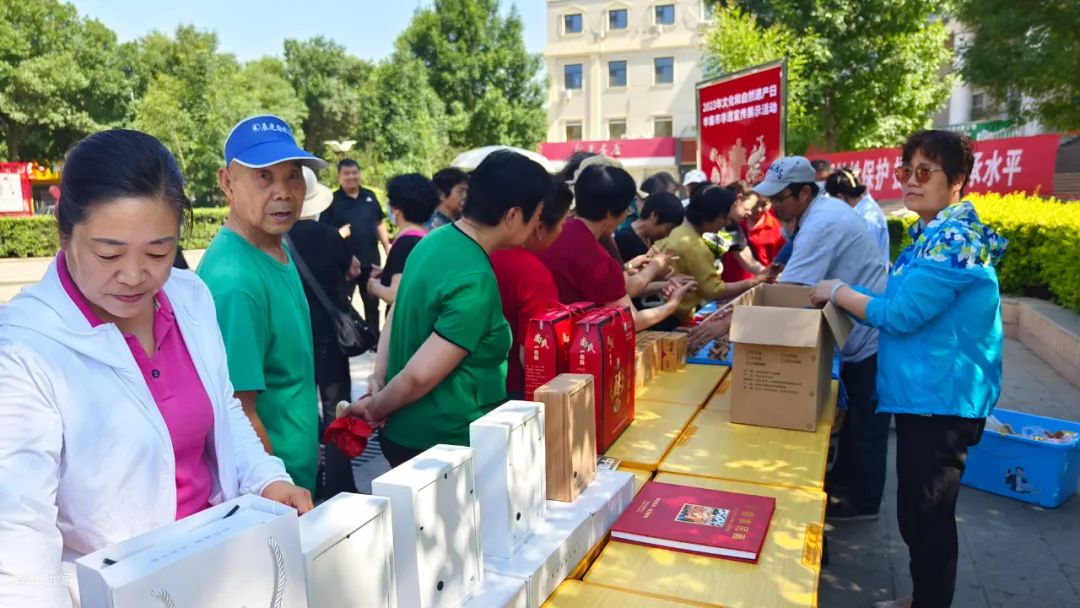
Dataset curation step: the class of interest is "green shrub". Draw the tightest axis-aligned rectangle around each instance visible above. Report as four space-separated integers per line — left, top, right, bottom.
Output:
886 193 1080 313
0 208 229 258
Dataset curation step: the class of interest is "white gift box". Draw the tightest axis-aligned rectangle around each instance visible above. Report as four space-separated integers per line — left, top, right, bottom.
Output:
461 570 528 608
300 492 396 607
372 444 484 608
469 400 547 559
75 494 307 608
485 471 634 608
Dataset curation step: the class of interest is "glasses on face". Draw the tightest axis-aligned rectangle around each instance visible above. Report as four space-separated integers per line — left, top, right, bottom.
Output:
769 190 795 207
895 164 945 185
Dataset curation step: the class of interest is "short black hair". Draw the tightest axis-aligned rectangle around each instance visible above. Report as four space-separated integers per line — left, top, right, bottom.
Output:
640 192 685 226
810 159 832 173
464 150 553 226
786 182 820 198
902 130 975 192
58 129 191 242
387 173 440 224
825 169 867 199
540 175 573 229
558 151 597 183
685 185 736 228
641 171 679 196
573 164 637 222
432 167 469 196
338 158 360 171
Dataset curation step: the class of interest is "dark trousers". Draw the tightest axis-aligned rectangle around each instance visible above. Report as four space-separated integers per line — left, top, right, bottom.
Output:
827 354 891 512
350 275 381 337
896 414 985 608
314 342 357 499
380 435 424 469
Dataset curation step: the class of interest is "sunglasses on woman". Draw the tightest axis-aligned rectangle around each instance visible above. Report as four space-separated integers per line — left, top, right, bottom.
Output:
894 164 945 184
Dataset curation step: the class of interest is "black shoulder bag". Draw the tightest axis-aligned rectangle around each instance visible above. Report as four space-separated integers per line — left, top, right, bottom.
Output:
284 235 377 357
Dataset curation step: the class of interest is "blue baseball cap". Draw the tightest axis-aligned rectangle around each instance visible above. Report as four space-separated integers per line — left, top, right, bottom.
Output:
224 114 328 170
752 156 816 197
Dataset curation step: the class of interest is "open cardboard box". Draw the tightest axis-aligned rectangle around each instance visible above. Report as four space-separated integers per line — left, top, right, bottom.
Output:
729 284 852 432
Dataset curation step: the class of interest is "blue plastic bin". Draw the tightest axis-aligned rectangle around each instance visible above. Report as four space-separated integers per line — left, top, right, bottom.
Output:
961 409 1080 508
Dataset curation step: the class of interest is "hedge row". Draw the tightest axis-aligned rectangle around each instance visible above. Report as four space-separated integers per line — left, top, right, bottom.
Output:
886 193 1080 313
0 208 229 258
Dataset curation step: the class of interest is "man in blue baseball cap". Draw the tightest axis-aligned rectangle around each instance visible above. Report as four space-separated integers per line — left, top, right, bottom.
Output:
196 115 328 493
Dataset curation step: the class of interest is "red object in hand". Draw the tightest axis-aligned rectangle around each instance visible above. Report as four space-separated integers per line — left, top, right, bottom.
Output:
323 417 373 459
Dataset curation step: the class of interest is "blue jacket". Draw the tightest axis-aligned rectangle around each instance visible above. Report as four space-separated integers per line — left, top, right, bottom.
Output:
853 202 1007 418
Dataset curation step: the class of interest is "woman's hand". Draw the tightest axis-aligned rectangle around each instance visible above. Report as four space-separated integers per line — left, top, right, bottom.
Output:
688 314 733 353
261 481 314 515
344 394 386 428
810 279 843 309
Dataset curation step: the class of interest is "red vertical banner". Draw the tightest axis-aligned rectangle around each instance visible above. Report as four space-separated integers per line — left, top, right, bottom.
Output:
697 60 786 185
0 162 33 216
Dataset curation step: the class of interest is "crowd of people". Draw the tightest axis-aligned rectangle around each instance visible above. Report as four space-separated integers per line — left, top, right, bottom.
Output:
0 112 1004 608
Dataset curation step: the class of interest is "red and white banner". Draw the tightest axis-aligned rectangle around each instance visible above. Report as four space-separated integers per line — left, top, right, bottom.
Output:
813 134 1060 199
697 60 785 186
0 162 33 216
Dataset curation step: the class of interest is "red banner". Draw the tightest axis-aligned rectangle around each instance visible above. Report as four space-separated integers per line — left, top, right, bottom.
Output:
540 137 677 162
697 61 785 186
813 134 1060 199
0 162 33 216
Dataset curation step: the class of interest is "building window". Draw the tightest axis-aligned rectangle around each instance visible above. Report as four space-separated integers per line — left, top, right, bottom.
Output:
565 121 583 142
564 64 583 90
608 119 627 140
654 116 673 138
702 1 714 21
608 60 627 87
654 57 674 84
609 8 628 30
656 4 675 25
564 13 583 34
971 93 986 119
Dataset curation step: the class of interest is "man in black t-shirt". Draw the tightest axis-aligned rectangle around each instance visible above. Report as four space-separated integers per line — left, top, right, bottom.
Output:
319 159 390 337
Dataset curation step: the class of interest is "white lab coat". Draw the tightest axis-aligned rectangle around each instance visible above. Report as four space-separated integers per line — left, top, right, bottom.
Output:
0 261 291 607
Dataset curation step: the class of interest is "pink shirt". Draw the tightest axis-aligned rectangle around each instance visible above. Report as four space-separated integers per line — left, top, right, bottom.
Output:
57 252 215 519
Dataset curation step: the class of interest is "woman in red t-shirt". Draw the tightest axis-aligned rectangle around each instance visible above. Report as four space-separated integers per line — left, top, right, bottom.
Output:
491 177 573 398
743 193 787 267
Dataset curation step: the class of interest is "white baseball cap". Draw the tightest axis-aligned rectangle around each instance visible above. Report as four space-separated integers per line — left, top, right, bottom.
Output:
301 166 334 219
682 169 708 186
752 156 816 197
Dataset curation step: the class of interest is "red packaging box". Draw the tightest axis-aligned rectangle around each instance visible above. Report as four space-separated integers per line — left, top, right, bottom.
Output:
523 302 596 400
569 308 635 453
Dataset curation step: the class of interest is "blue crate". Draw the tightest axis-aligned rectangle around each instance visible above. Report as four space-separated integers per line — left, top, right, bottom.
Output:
961 409 1080 508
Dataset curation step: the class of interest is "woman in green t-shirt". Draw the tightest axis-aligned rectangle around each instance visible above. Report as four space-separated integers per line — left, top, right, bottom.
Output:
344 151 555 466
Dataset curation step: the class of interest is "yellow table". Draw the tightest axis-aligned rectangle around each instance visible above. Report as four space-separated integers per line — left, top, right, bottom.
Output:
657 381 839 490
620 465 654 495
636 364 728 408
584 473 826 608
544 580 698 607
703 371 733 411
604 400 700 471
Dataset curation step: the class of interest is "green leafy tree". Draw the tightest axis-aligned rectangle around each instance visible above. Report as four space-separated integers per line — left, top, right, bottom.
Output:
704 1 952 152
956 0 1080 131
283 37 372 157
396 0 546 150
0 0 132 160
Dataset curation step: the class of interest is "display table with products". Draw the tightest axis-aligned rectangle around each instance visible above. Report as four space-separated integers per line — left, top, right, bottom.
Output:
602 400 700 472
634 364 727 407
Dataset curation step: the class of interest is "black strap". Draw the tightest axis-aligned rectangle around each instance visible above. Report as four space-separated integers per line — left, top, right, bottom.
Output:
283 234 347 332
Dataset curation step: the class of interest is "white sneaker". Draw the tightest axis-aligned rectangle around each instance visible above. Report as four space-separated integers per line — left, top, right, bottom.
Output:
872 597 913 608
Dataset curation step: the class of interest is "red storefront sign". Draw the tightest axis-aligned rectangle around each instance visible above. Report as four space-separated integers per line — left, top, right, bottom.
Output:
697 60 786 186
0 162 33 216
814 134 1060 198
540 137 677 163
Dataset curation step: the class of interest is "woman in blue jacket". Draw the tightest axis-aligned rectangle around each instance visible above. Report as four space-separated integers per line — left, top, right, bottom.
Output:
812 130 1006 608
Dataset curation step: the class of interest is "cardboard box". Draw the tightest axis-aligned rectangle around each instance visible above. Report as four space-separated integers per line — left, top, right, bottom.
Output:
300 493 396 607
729 284 851 432
486 471 634 608
372 445 483 608
569 309 635 453
76 495 307 608
659 332 688 371
534 374 597 503
470 401 547 559
634 344 655 388
462 571 528 608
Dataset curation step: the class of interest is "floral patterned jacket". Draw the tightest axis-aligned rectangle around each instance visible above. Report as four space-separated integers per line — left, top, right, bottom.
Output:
855 202 1008 418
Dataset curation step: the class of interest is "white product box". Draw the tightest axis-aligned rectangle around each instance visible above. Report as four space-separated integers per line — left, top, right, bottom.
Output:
461 570 528 608
76 494 307 608
300 492 397 608
373 444 484 608
484 471 634 608
469 400 547 559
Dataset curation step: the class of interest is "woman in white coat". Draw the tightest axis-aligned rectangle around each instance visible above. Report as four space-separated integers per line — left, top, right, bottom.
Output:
0 129 313 607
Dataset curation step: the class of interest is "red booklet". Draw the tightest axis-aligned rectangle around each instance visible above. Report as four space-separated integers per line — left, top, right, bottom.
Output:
610 481 776 562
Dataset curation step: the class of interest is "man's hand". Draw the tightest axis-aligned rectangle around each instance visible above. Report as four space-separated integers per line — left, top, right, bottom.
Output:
688 315 733 353
261 481 313 515
810 279 843 309
338 224 352 239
